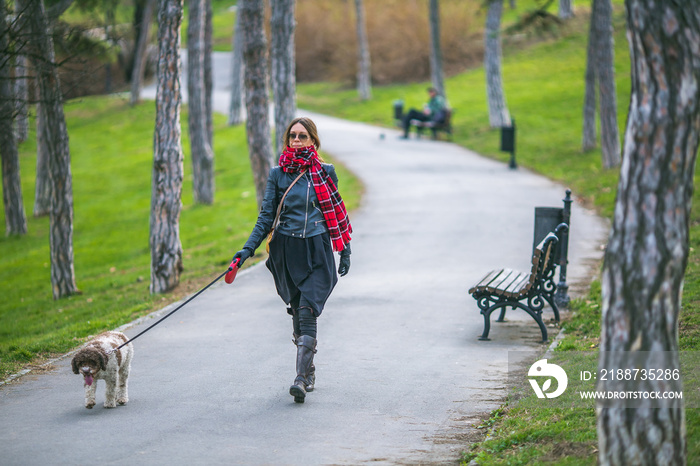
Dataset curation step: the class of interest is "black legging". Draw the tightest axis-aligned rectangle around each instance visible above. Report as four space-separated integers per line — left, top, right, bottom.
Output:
292 307 317 338
402 109 431 136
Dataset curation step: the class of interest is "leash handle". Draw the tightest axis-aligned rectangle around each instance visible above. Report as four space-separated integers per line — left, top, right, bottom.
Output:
109 265 232 354
225 258 240 284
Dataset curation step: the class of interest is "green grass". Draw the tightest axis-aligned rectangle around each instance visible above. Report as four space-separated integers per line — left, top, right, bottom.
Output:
0 94 360 379
296 6 699 466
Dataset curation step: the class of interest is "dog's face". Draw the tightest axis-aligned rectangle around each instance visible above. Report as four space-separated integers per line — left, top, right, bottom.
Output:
71 347 107 386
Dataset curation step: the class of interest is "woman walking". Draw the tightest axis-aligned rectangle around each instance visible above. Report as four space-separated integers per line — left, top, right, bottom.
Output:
231 117 352 403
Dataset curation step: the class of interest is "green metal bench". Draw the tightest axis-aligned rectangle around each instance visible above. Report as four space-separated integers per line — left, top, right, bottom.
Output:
468 223 568 343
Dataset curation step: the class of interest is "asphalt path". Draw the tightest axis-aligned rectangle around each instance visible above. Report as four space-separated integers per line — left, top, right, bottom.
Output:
0 52 609 465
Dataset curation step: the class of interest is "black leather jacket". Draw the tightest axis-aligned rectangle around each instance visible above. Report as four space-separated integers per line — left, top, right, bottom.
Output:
243 164 350 254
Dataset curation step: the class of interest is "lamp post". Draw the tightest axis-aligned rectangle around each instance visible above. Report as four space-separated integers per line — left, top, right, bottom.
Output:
554 189 572 308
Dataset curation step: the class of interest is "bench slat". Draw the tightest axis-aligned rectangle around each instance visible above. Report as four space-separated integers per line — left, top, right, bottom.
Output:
503 272 530 297
498 271 526 295
486 268 517 293
514 275 536 297
468 269 505 294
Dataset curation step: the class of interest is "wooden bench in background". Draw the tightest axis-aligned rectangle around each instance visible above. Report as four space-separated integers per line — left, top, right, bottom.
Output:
410 108 453 140
393 100 454 140
468 223 569 343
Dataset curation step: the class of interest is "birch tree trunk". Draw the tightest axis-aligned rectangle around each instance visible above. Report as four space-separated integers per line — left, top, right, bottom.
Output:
594 0 620 168
270 0 297 155
1 0 27 236
19 0 78 298
150 0 184 294
485 0 510 128
240 0 273 208
187 0 214 204
428 0 445 98
129 0 156 106
33 100 51 217
559 0 574 19
354 0 372 101
597 2 700 464
582 0 598 152
228 9 244 126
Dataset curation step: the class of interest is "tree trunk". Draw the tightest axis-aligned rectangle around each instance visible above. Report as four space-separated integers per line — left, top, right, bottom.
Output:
354 0 372 101
594 0 620 168
13 59 29 144
559 0 574 19
270 0 297 155
1 0 28 236
131 0 146 76
33 100 51 217
428 0 445 98
103 9 115 94
485 0 510 128
187 0 214 205
19 0 78 298
582 0 598 152
129 0 156 106
150 0 184 294
228 8 244 126
13 0 29 143
240 0 273 208
597 2 700 464
204 0 213 148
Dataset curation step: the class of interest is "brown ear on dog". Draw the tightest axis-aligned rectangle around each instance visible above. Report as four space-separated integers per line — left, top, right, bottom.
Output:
98 351 107 371
71 357 79 374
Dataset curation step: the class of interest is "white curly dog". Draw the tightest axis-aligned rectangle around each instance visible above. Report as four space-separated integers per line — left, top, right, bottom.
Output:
71 331 133 409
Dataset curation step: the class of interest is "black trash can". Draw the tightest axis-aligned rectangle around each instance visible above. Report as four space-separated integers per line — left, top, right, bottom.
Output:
501 124 515 152
500 119 516 168
533 207 563 263
393 100 404 121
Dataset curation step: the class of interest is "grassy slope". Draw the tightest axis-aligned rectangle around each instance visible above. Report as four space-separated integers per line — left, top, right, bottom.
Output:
296 7 699 466
0 94 361 378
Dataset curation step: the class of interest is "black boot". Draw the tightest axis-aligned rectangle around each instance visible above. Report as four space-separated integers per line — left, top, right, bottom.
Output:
290 335 317 403
292 333 316 392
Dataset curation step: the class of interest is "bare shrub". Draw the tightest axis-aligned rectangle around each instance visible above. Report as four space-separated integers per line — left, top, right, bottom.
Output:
295 0 483 85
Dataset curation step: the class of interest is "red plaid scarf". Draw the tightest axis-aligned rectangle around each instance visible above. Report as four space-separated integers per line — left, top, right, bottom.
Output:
278 146 352 252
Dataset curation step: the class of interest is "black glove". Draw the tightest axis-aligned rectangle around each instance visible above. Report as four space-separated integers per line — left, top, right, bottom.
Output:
338 249 351 277
232 248 253 267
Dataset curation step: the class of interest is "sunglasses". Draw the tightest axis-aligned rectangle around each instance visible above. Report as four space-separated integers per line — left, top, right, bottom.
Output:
289 132 310 142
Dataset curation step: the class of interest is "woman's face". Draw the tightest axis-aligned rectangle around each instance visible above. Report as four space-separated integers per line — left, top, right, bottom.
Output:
288 122 312 149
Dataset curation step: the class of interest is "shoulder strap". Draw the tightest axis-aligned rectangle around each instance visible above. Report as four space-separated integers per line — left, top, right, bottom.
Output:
272 169 307 230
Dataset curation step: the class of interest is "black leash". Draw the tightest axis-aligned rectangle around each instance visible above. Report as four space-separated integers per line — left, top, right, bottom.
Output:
109 265 234 354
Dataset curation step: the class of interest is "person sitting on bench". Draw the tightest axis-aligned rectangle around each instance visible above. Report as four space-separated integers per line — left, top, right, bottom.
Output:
400 87 447 139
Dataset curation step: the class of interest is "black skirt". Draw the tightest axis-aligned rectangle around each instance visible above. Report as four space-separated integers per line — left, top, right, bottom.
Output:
265 232 337 317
